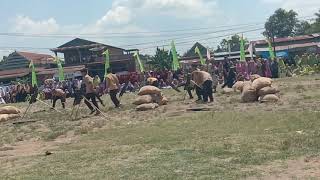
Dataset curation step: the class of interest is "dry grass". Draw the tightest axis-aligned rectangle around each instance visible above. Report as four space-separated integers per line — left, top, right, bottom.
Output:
0 74 320 179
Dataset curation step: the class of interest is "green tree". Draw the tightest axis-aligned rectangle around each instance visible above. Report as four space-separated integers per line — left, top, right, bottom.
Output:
295 21 311 35
216 34 248 52
214 45 224 53
306 10 320 34
148 48 173 71
263 8 298 38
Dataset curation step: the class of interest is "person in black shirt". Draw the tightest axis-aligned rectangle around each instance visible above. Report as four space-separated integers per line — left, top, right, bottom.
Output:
222 67 236 88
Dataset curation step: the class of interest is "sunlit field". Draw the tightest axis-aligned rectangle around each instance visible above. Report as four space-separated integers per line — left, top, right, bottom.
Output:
1 75 320 179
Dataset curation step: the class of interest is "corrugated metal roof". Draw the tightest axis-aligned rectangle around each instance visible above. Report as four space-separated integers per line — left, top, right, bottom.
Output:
52 38 125 52
37 65 85 75
255 42 320 52
0 66 84 79
17 51 54 64
253 33 320 45
0 72 29 79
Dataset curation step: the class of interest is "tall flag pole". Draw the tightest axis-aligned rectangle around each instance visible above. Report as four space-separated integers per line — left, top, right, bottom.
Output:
55 56 65 82
228 41 231 57
171 40 180 71
29 61 37 87
102 49 110 77
195 46 206 65
206 47 211 60
240 34 246 62
133 51 145 73
267 39 276 60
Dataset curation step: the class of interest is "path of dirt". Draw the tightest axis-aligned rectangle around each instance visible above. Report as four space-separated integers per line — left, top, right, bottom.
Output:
247 156 320 179
0 130 77 159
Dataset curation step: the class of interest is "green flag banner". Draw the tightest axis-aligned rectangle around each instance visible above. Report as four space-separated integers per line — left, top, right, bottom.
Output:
29 61 37 87
268 39 275 60
171 40 180 71
133 52 145 73
102 49 110 77
195 46 206 65
55 56 65 82
240 35 246 62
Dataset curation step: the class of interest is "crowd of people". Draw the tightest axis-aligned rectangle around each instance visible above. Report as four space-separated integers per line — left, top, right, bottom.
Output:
1 54 319 109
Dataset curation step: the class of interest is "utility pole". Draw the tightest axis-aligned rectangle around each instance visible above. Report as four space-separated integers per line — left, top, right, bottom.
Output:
271 26 276 59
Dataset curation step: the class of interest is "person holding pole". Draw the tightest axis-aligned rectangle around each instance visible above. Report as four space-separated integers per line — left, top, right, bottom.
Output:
51 88 66 109
80 68 100 115
191 69 214 103
105 68 121 108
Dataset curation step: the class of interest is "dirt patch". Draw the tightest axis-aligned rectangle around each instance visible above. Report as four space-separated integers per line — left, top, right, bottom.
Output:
247 156 320 179
0 140 56 158
0 130 78 159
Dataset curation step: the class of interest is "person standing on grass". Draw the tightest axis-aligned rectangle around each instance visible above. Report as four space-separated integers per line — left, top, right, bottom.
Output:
51 88 66 109
105 68 121 108
222 66 236 88
80 68 100 115
93 75 105 107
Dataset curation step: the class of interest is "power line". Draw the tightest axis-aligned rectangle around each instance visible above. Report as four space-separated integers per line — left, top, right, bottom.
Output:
0 15 316 53
0 14 315 37
120 24 263 47
0 15 314 39
0 28 265 52
0 24 262 39
0 22 264 37
139 28 265 50
0 25 264 51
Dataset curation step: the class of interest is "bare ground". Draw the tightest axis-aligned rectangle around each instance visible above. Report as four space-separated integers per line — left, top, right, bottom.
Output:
0 75 320 179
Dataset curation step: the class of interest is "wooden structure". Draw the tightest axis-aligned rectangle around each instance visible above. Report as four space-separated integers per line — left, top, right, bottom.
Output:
51 38 136 77
0 51 55 83
0 51 54 71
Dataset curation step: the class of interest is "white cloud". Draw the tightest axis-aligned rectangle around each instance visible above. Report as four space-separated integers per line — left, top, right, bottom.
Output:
261 0 320 16
97 6 131 26
114 0 218 18
12 15 59 34
5 0 222 56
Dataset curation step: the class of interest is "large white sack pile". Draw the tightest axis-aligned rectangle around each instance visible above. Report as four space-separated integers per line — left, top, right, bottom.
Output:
133 86 168 111
0 106 21 122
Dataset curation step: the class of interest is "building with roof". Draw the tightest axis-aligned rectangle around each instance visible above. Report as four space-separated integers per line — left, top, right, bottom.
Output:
0 51 55 82
252 33 320 60
0 51 54 71
51 38 136 77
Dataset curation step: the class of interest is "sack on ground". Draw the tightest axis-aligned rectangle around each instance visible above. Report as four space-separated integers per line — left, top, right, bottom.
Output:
258 86 280 96
0 106 21 114
136 103 159 111
159 96 168 105
232 81 245 92
133 95 153 105
259 94 279 103
138 86 161 96
222 87 234 94
0 114 20 122
250 74 261 81
252 77 273 90
241 84 258 103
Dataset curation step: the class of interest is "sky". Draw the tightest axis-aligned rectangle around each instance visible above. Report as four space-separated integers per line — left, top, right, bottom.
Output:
0 0 319 58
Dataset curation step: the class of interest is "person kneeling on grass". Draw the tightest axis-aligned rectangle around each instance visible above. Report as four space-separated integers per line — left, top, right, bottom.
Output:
105 68 121 108
191 70 214 103
52 88 66 109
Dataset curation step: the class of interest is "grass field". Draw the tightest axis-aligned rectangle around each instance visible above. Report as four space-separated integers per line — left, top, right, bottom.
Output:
1 75 320 179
